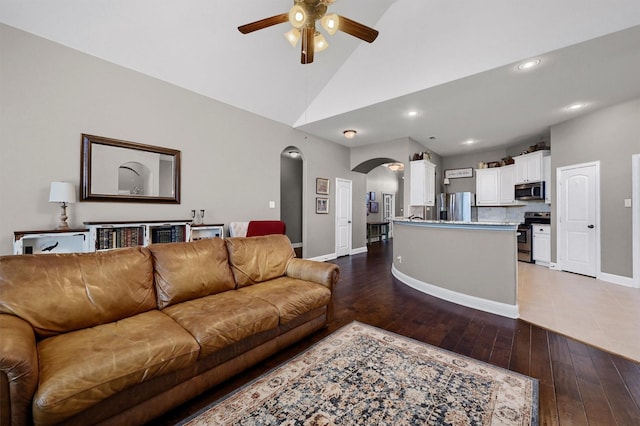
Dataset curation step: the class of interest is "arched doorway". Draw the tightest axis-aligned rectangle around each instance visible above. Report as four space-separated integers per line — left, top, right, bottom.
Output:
280 146 304 257
118 161 150 195
353 158 405 242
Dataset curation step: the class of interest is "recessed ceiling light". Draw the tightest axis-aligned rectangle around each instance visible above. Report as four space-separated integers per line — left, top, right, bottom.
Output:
566 103 586 111
288 150 300 158
462 139 476 145
407 110 418 117
343 129 357 139
517 59 541 70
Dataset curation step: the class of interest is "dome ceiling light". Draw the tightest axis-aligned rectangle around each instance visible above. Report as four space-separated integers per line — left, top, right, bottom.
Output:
343 130 357 139
517 59 541 70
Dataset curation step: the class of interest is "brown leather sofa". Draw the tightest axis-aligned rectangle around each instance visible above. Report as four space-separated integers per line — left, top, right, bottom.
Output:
0 234 339 426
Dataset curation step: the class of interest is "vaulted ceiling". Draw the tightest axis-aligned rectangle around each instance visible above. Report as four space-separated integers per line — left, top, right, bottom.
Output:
2 0 640 156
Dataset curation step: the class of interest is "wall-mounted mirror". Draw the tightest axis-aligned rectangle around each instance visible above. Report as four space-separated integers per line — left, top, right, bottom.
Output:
81 134 181 203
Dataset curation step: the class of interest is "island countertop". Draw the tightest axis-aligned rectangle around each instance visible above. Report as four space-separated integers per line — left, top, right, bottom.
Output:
392 219 519 318
393 218 520 228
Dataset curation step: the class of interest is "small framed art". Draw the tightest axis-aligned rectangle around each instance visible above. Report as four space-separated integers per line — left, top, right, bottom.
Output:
368 201 379 213
316 197 329 214
316 178 329 195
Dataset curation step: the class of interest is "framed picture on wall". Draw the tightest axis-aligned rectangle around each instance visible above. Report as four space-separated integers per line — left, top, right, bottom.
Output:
368 191 375 201
316 197 329 214
368 201 379 213
316 178 329 195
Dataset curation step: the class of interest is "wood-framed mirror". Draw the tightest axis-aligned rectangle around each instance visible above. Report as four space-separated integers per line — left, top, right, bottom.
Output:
80 134 181 203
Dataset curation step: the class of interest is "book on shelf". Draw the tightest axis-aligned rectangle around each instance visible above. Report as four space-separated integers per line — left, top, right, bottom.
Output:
96 227 144 250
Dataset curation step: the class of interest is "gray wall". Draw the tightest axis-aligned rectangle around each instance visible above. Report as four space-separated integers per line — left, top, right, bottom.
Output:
550 98 639 277
0 24 364 258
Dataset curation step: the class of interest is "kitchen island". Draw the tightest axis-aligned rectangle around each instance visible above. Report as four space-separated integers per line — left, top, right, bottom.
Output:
392 219 520 318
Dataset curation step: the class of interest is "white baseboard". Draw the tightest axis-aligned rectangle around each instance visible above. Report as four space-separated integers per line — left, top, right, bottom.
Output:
350 246 368 255
391 265 519 319
307 253 337 262
598 271 636 288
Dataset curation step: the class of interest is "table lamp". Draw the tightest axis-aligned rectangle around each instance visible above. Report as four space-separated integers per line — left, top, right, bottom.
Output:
49 182 76 229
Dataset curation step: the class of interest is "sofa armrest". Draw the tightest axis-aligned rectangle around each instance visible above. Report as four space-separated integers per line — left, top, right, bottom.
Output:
286 258 340 291
0 314 38 426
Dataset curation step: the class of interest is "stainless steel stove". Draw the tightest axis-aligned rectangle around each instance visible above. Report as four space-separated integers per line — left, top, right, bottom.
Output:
517 211 551 263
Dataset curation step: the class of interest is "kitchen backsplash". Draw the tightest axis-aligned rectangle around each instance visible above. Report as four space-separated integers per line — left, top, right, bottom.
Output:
477 203 551 223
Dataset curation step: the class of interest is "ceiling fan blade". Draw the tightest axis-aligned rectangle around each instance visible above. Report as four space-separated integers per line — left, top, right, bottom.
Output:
238 13 289 34
301 26 315 64
337 15 379 43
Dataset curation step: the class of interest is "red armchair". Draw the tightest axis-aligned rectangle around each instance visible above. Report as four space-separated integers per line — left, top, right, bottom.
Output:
245 220 286 237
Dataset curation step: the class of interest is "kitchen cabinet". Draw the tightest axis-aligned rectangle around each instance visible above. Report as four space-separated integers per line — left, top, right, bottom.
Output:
533 224 551 266
409 160 436 206
543 155 551 204
499 164 517 205
476 168 499 206
515 150 550 184
476 165 518 206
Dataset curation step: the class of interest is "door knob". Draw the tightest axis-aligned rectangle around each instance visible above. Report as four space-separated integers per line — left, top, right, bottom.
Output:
587 224 594 229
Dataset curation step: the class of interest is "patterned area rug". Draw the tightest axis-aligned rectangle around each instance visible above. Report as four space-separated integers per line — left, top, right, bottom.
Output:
181 321 538 425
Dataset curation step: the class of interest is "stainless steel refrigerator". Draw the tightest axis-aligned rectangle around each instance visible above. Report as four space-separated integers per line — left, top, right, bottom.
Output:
437 192 476 222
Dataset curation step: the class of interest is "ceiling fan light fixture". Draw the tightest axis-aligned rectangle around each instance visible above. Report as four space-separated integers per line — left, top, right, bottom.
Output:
321 13 339 35
284 28 301 47
314 32 328 52
343 129 357 139
289 4 306 29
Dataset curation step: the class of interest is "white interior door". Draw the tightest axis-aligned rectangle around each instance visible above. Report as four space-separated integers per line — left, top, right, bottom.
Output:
558 162 599 277
335 178 352 257
382 193 394 237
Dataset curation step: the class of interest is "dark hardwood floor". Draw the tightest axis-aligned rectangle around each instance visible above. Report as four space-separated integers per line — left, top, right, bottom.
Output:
153 241 640 425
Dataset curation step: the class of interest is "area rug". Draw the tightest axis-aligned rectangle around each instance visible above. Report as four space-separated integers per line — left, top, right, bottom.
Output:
181 321 538 425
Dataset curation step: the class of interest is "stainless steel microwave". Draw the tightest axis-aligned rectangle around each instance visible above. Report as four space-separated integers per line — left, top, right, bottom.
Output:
515 182 545 201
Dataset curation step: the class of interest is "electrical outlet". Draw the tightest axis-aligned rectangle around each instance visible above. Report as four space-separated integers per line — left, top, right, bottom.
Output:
269 201 275 209
396 255 402 263
624 198 632 208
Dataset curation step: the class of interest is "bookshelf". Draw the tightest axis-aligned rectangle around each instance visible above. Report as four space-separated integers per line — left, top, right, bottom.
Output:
85 220 192 251
13 229 91 255
190 224 224 241
13 220 225 254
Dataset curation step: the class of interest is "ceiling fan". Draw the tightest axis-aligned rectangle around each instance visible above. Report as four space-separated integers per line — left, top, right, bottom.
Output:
238 0 379 64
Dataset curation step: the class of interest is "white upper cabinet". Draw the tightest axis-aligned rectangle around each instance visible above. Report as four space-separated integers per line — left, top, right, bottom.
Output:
476 168 500 206
410 160 436 206
499 165 517 205
515 150 550 184
476 165 518 206
543 156 551 204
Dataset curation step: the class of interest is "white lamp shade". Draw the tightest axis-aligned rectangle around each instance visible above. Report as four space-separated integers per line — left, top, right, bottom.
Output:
284 28 301 47
288 5 306 29
321 14 339 35
49 182 76 203
314 33 329 52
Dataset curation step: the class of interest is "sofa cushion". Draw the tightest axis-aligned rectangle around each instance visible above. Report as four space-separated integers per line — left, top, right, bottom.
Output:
238 277 331 324
162 291 280 359
0 247 155 338
149 238 236 309
225 234 294 288
33 310 199 426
